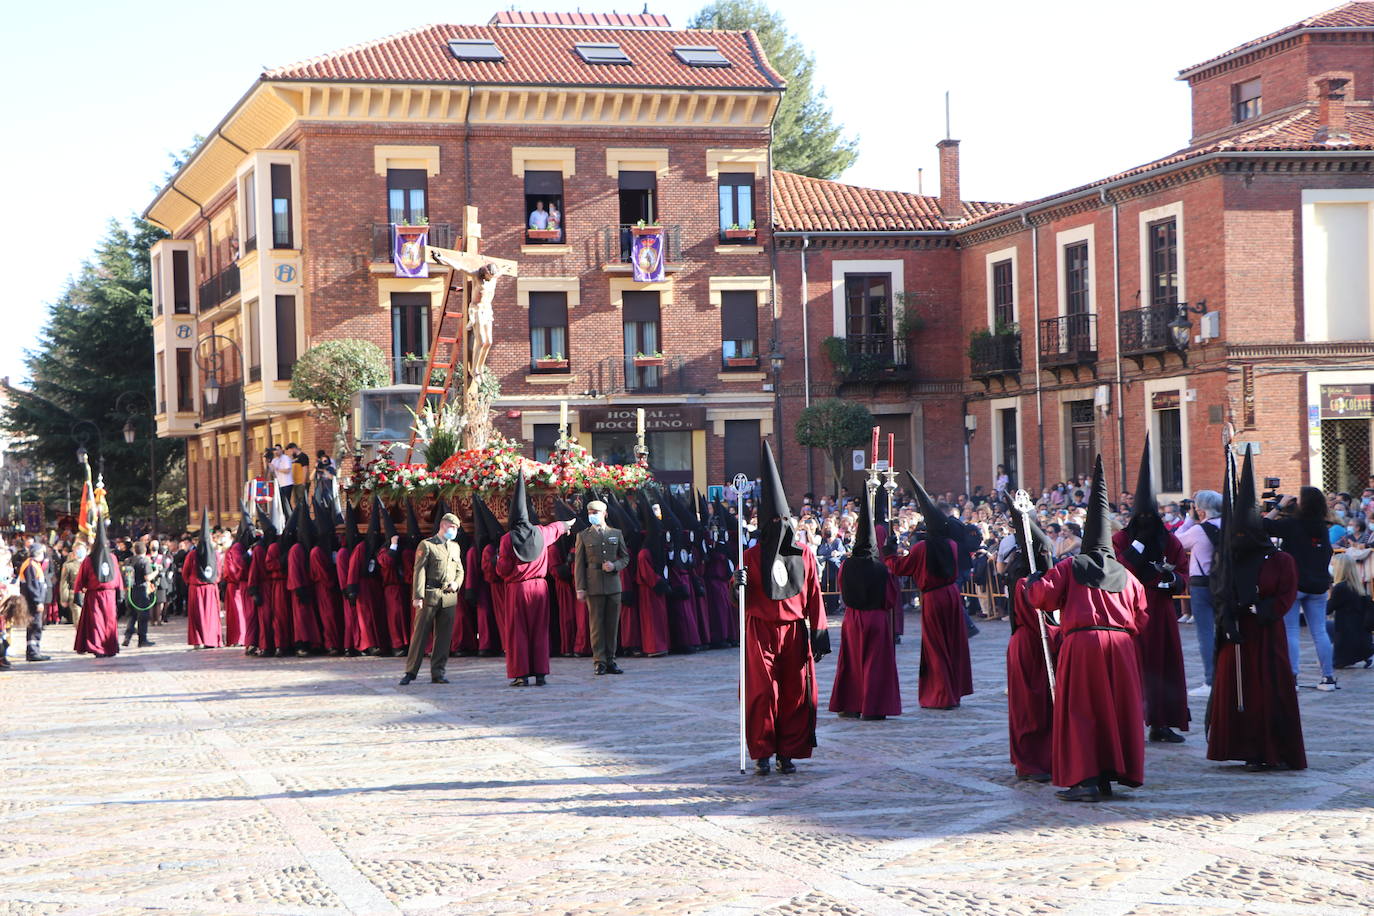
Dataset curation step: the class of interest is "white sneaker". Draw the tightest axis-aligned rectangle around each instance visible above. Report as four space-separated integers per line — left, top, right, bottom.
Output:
1188 683 1211 697
1317 676 1338 692
1179 614 1194 624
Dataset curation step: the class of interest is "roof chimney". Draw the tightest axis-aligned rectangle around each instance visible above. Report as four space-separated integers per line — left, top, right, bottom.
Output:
937 139 962 222
1315 77 1351 146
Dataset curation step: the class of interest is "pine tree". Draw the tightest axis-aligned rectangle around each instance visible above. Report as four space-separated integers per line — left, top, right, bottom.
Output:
3 217 183 527
689 0 858 180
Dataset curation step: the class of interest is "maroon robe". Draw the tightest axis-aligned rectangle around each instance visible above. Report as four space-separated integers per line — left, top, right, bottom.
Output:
668 566 704 650
347 546 385 652
247 543 275 654
72 558 123 657
496 523 565 678
634 549 672 656
1113 530 1190 730
1207 551 1306 770
550 541 588 656
482 544 510 655
183 548 223 648
309 546 344 651
618 563 641 652
689 550 716 645
287 543 323 650
221 543 251 647
1007 579 1062 778
467 543 499 654
743 544 828 760
828 569 901 718
705 551 738 644
264 544 292 650
886 538 972 708
1027 557 1148 789
376 548 411 649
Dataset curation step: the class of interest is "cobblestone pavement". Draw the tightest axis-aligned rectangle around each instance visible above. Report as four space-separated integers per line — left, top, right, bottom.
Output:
4 612 1372 916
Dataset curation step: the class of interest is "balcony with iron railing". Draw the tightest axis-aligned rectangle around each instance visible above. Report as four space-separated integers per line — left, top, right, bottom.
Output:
832 334 913 384
969 331 1022 380
201 381 243 422
198 263 240 310
1038 313 1097 369
370 223 459 262
599 224 683 269
1120 301 1176 357
584 354 690 396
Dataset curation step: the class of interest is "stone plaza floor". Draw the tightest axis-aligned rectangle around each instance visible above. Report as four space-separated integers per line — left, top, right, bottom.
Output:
3 611 1372 916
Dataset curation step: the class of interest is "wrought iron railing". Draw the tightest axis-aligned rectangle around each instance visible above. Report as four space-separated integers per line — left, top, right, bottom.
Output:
584 355 689 395
197 263 240 309
370 223 458 262
837 334 912 381
969 332 1022 377
1119 302 1177 355
201 381 243 422
600 224 683 265
1038 314 1097 366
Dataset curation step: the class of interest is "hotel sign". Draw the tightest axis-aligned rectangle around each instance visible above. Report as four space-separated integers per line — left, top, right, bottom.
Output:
580 406 705 432
1320 384 1374 419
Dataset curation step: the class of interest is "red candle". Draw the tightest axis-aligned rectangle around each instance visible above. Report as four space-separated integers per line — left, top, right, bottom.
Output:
887 433 894 468
871 427 879 466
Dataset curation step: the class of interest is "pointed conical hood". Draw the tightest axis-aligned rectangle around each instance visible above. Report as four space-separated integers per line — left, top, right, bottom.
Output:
1070 454 1127 592
1124 435 1165 560
553 499 578 523
196 508 219 584
378 501 399 546
506 470 544 563
405 500 423 548
364 496 383 559
697 491 710 530
432 498 450 537
91 510 116 584
757 440 805 600
258 504 278 547
1007 496 1054 581
295 498 314 554
236 501 255 547
342 500 359 549
638 494 668 571
313 498 336 554
906 471 956 581
841 483 887 609
281 497 300 551
474 495 502 556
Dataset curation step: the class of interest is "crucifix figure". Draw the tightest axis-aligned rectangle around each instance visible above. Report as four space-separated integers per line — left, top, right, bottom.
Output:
466 263 499 383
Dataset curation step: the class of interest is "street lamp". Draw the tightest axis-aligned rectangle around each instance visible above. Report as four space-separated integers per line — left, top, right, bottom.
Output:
193 333 250 509
116 390 158 536
1168 298 1208 363
71 419 104 476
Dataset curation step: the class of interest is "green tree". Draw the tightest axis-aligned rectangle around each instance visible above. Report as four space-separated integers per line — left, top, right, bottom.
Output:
689 0 858 179
288 340 391 462
794 399 874 497
3 217 184 529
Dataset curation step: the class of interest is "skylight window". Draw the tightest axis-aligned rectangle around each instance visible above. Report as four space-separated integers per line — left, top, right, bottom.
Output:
449 38 504 62
575 42 631 65
673 45 730 67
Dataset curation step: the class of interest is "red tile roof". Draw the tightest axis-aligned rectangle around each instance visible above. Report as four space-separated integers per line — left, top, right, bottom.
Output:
488 11 674 28
264 24 783 89
1179 1 1374 77
770 170 1008 233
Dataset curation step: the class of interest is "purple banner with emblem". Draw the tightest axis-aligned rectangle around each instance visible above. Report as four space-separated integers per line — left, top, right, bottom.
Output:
630 226 665 283
393 225 429 278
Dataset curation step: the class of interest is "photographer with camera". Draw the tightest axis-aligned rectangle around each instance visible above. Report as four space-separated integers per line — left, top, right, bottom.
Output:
1175 490 1223 695
1264 486 1337 690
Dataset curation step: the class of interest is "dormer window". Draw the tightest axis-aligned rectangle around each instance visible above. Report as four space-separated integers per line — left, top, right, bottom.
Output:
575 42 631 65
1233 78 1261 123
673 45 730 67
449 38 504 61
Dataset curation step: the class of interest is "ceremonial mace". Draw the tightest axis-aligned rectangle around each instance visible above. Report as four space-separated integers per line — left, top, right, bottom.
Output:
1013 489 1056 703
734 472 751 775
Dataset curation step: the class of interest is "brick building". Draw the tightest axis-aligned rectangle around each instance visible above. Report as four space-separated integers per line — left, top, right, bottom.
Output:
773 1 1374 503
146 4 1374 520
144 12 786 523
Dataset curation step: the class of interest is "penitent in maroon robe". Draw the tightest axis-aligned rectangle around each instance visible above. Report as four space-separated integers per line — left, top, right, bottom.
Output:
287 543 323 651
496 523 566 678
1207 551 1306 770
264 543 292 651
828 569 901 718
247 542 274 654
1007 578 1063 779
1113 530 1190 731
482 543 510 654
467 542 499 654
72 558 123 657
635 549 672 657
705 550 738 645
347 546 384 653
309 545 344 652
668 566 704 651
221 543 251 647
182 548 223 648
618 563 641 653
1027 558 1148 789
743 544 828 761
375 547 411 651
886 538 972 708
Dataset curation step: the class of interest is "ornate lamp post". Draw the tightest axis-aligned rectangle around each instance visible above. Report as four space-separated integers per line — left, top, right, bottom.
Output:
194 333 250 495
116 390 158 535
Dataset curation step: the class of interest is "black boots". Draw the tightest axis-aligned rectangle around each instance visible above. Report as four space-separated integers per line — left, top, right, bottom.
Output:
1149 727 1185 743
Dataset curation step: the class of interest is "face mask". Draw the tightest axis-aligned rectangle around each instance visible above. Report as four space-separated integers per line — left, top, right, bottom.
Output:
588 513 604 527
74 549 87 561
443 527 457 541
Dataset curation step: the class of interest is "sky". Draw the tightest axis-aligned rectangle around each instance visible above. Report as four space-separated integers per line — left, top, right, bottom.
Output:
0 0 1333 386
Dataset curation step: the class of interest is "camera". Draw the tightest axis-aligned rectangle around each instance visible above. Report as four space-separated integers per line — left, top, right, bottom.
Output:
1261 477 1281 513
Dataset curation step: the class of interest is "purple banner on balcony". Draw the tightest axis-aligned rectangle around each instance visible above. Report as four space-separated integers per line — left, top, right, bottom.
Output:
392 225 429 278
630 227 664 282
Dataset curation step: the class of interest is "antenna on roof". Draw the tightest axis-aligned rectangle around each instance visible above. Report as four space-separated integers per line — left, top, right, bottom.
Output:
944 91 951 140
917 168 924 196
643 2 649 12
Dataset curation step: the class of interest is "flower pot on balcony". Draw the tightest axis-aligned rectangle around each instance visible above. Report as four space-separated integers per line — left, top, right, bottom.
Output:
525 228 562 242
633 356 665 368
534 358 569 370
725 356 759 369
723 229 757 241
630 225 662 236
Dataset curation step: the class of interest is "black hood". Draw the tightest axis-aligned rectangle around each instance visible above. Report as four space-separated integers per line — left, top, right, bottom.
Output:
258 505 278 548
507 471 544 563
1123 435 1166 563
236 501 255 548
553 498 579 550
841 484 888 610
1212 445 1272 635
405 500 423 550
1071 454 1128 592
474 495 503 558
1007 497 1054 583
91 511 116 584
906 471 956 581
295 498 314 555
639 496 669 573
196 508 219 584
363 497 383 572
660 490 691 570
758 440 805 601
378 501 399 550
607 496 640 557
281 498 300 552
313 499 336 554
